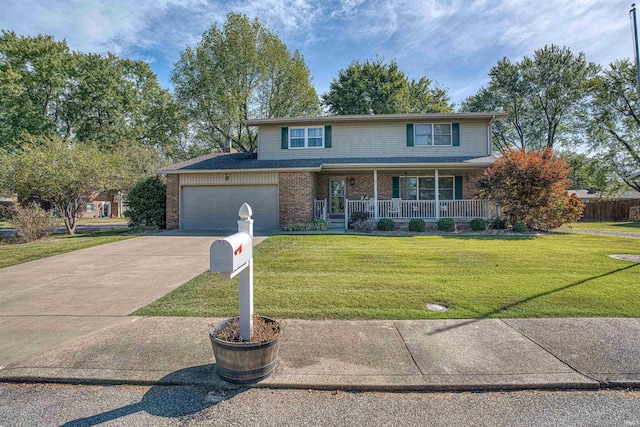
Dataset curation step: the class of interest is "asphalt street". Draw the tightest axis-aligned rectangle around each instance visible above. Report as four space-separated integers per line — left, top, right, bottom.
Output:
0 383 639 426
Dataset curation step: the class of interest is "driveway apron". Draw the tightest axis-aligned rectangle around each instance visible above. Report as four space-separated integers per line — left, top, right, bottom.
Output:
0 232 266 367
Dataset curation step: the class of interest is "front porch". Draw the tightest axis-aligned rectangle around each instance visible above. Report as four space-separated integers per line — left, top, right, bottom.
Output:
314 199 497 224
312 168 496 229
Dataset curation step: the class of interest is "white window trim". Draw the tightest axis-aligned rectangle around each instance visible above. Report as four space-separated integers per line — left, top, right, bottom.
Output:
413 123 453 147
399 175 456 200
289 126 325 149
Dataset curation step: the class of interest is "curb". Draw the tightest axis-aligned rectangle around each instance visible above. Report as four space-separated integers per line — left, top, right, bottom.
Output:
0 373 611 393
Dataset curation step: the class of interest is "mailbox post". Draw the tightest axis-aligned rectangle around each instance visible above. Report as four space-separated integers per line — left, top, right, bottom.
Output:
210 203 254 341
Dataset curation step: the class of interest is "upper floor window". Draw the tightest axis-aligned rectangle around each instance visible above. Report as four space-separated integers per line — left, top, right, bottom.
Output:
289 127 324 149
415 124 452 146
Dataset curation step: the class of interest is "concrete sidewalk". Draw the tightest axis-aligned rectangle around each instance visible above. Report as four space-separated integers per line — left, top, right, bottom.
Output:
1 317 638 392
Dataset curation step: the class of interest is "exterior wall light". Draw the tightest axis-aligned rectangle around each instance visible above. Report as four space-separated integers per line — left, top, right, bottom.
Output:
349 178 355 186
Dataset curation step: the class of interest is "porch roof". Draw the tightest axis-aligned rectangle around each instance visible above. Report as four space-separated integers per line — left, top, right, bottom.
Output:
158 152 498 174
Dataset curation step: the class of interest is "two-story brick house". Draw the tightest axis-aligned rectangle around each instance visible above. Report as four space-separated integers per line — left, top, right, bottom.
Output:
160 112 506 230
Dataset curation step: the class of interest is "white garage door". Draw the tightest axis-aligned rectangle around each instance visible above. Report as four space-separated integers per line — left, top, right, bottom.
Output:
181 185 279 230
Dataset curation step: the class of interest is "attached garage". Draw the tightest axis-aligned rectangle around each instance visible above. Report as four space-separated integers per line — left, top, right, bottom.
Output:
181 184 279 230
175 172 281 231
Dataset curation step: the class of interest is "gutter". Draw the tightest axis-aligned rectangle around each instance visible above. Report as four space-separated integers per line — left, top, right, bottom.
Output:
158 166 322 174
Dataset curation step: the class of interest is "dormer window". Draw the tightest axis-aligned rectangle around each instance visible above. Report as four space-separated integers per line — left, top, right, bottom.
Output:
289 127 324 149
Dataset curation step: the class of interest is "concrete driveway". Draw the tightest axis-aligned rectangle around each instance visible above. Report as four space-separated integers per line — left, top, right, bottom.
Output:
0 231 269 367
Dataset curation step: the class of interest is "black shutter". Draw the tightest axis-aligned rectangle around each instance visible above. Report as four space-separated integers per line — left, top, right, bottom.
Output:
392 177 400 198
455 176 463 199
406 124 414 146
452 123 460 146
281 127 288 149
324 125 332 148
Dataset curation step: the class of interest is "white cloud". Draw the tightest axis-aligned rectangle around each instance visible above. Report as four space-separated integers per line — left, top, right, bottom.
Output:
1 0 635 103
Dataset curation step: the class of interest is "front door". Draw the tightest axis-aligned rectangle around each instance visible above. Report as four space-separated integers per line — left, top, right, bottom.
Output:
330 178 345 215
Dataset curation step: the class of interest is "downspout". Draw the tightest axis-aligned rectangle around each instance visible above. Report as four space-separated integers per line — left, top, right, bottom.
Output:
487 114 495 156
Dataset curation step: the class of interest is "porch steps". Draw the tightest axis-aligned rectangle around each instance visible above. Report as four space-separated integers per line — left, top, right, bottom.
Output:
328 218 346 229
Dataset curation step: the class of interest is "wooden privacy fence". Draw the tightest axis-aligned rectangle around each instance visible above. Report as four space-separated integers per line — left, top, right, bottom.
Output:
581 199 640 221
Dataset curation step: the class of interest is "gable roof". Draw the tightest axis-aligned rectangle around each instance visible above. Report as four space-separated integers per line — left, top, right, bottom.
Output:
158 152 497 173
245 112 507 126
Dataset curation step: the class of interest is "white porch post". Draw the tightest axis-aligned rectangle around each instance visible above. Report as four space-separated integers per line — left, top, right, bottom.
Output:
434 169 440 220
344 199 349 230
373 169 379 220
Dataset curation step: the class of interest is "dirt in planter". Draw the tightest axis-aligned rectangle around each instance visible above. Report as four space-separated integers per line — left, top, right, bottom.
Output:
212 315 283 343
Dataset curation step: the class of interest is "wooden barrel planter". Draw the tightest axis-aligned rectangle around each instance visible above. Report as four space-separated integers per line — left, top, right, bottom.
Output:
209 316 282 384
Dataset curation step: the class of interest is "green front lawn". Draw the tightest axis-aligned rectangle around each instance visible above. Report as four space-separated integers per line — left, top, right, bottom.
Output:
0 230 135 269
560 221 640 234
0 217 127 229
134 234 640 319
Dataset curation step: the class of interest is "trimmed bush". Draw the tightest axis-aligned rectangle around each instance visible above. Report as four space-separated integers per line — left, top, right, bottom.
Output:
469 218 487 231
11 204 56 243
408 218 426 232
512 221 528 232
353 220 376 233
124 176 166 230
491 216 508 230
377 218 395 231
437 218 456 232
349 211 369 228
281 219 329 231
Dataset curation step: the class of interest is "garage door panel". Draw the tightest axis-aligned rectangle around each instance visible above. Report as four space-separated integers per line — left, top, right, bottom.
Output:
182 185 278 230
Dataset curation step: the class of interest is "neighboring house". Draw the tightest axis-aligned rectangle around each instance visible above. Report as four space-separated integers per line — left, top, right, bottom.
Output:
159 113 506 230
569 189 640 202
81 191 127 218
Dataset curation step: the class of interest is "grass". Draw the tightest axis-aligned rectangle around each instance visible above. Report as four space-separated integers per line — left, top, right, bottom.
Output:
134 234 640 320
560 221 640 234
0 217 127 228
0 230 135 269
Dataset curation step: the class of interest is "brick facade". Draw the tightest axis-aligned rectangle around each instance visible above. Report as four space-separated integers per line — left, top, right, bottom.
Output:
279 172 315 224
166 174 180 230
462 171 483 199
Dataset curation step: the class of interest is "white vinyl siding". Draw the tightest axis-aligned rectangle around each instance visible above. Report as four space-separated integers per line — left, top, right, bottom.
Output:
258 121 488 160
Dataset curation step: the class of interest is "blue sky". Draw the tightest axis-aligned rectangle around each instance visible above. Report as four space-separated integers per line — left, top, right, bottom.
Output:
1 0 635 105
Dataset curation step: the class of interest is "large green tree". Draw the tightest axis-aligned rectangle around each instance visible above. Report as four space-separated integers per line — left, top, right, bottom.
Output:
0 135 113 234
461 45 599 151
561 151 622 194
172 13 319 153
0 31 185 161
0 32 69 147
322 57 453 115
587 59 640 191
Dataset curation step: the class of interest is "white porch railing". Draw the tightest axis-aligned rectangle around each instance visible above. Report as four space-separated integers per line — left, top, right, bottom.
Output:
346 199 495 221
313 199 327 220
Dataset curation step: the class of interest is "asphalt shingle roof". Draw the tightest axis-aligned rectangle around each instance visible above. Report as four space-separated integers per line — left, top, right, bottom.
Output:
159 152 496 172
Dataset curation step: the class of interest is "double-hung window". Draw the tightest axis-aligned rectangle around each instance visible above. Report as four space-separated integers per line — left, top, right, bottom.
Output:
399 176 455 200
289 127 324 148
414 124 452 146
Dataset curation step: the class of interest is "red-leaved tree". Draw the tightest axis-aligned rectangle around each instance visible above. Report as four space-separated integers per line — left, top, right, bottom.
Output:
479 148 584 230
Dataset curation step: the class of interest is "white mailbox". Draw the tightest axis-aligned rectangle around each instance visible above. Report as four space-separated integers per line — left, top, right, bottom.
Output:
210 231 253 278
